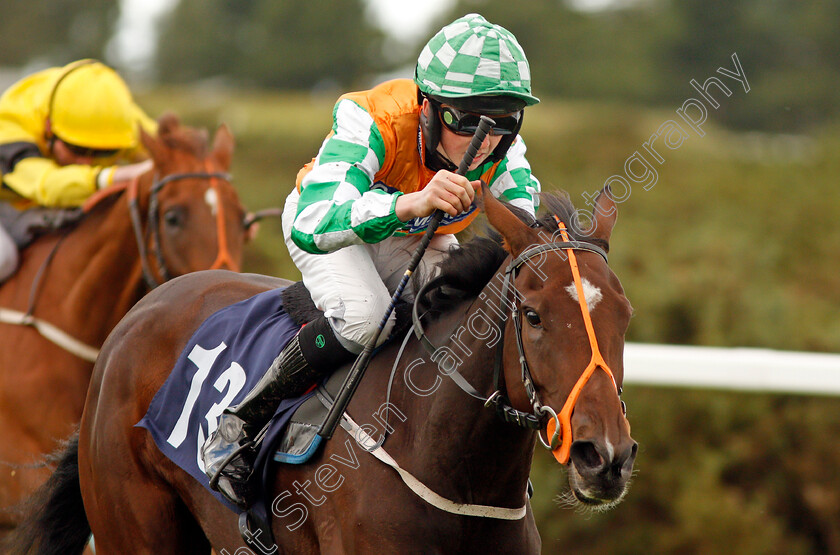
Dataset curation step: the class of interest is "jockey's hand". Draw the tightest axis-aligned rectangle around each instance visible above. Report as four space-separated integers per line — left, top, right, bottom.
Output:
107 159 154 187
395 170 480 221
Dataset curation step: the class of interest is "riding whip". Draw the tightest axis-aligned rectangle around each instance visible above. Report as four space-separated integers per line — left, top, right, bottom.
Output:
318 115 496 439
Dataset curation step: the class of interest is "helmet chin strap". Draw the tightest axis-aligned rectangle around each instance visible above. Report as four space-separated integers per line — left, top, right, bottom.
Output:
432 144 458 172
418 98 455 172
44 118 56 155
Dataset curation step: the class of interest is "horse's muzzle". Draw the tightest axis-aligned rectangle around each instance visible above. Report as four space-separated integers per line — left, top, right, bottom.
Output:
567 438 637 506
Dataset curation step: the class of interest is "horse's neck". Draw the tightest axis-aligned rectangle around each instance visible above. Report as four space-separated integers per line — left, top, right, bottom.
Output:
42 192 147 342
399 265 535 506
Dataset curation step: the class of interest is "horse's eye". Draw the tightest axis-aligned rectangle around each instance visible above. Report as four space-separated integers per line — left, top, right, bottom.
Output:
524 308 542 328
163 208 185 229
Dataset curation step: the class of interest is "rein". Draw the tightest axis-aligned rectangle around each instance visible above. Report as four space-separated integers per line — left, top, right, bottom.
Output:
412 224 623 464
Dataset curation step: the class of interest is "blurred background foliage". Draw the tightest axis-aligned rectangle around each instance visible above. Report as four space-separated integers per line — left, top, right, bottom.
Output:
155 0 388 90
2 0 839 553
0 0 117 65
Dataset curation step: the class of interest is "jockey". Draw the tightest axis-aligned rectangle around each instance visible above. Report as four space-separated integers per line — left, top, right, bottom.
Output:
202 14 542 507
0 59 156 283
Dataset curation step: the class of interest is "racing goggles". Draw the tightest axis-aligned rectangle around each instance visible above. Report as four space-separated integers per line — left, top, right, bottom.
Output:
437 104 521 136
60 139 119 158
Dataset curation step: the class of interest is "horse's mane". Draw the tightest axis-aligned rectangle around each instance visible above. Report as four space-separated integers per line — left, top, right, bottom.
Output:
428 192 608 306
156 113 209 157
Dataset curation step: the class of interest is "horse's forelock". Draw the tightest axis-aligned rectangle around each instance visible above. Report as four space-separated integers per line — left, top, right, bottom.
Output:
156 117 209 158
536 192 609 252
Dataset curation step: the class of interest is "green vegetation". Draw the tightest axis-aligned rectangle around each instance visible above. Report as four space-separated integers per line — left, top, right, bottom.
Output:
12 0 838 135
441 0 840 132
137 87 840 553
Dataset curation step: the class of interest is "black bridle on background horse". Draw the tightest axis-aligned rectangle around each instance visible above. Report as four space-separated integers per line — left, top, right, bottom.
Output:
129 166 282 290
129 167 233 289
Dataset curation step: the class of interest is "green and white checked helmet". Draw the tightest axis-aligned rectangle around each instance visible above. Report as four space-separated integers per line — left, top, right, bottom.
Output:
415 14 539 108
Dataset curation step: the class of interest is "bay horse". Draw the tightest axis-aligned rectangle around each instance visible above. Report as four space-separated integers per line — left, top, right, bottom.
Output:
0 113 247 534
7 186 636 554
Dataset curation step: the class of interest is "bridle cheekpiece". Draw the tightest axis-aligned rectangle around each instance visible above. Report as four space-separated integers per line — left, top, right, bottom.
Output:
127 160 237 289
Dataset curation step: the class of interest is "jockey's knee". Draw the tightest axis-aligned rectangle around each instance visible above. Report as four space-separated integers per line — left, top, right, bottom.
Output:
330 292 395 352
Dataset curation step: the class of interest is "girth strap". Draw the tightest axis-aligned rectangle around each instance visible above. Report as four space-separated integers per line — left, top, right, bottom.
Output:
340 411 528 520
0 307 99 362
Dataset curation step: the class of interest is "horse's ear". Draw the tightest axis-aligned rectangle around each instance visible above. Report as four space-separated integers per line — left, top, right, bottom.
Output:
157 112 180 136
585 186 617 244
481 182 535 255
211 123 234 170
140 124 167 167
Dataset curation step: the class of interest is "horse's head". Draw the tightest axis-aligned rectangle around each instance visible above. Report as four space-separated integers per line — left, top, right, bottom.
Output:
483 186 636 510
136 113 247 285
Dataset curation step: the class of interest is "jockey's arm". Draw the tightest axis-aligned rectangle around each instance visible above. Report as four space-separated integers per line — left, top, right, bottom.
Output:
483 137 541 218
2 155 104 208
100 160 154 188
290 99 406 255
1 152 153 208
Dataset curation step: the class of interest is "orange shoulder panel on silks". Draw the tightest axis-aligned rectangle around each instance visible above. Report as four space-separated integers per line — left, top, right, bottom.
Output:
295 78 500 236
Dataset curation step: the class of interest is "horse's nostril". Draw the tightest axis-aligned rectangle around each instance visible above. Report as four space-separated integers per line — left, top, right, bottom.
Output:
612 441 638 479
622 442 638 470
569 440 604 474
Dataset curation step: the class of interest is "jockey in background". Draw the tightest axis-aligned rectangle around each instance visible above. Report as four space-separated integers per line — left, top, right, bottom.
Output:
202 13 542 507
0 59 157 283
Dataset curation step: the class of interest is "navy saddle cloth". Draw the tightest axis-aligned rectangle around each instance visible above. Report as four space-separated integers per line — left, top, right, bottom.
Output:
136 286 314 512
136 282 412 513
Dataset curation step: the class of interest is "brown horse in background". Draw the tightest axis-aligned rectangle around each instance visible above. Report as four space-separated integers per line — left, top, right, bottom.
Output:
7 187 636 554
0 114 247 534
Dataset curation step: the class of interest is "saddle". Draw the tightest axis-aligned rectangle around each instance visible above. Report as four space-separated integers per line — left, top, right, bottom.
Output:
244 281 415 547
0 202 84 249
273 281 413 462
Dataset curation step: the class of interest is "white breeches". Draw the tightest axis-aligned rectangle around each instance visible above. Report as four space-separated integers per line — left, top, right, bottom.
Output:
0 223 18 283
282 189 457 353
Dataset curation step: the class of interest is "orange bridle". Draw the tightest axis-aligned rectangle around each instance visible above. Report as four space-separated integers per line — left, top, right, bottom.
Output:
204 160 239 272
410 218 623 464
544 220 619 464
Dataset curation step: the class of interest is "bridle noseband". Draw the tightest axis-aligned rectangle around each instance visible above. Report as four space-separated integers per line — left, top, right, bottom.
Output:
413 220 625 464
128 161 237 289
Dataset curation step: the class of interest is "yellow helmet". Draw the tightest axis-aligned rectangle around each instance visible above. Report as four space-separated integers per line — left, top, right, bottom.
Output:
49 60 138 150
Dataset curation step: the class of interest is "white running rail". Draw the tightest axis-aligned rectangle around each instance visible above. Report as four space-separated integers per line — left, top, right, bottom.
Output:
624 342 840 396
